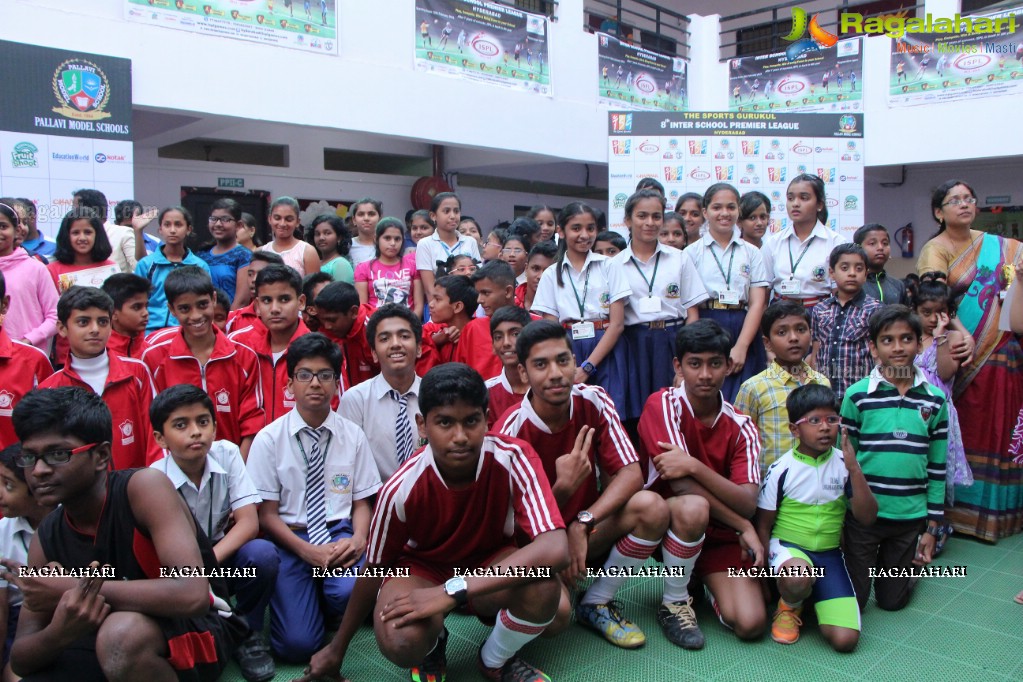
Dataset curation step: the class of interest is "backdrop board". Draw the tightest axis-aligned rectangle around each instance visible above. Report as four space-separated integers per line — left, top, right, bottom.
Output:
729 38 863 114
0 41 133 236
597 32 688 111
415 0 552 96
125 0 338 55
607 111 864 239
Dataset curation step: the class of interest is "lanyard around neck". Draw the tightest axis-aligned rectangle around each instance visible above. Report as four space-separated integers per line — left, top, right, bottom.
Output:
709 241 737 289
629 252 661 295
566 261 591 319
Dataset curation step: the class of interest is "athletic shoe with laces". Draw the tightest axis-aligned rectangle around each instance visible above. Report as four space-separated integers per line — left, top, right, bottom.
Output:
657 597 705 650
477 645 551 682
575 600 646 648
771 601 803 645
409 627 447 682
233 631 275 682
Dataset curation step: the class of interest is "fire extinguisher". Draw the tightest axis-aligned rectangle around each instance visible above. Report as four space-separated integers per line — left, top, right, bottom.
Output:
894 223 914 258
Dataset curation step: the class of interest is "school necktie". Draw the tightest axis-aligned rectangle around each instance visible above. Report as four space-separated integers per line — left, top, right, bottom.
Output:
302 426 332 545
391 390 415 466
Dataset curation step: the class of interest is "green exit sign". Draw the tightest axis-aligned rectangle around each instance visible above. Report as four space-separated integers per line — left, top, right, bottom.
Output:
218 177 245 188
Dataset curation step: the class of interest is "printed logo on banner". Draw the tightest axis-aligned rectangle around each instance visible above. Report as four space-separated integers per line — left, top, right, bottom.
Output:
741 140 761 157
688 140 708 156
817 168 837 183
771 191 784 205
714 139 734 159
782 8 838 60
826 197 840 209
740 164 759 184
715 166 734 180
612 140 632 155
796 164 809 174
764 139 784 160
767 167 787 183
838 115 858 133
11 142 39 168
845 195 859 210
52 59 112 121
639 140 660 154
688 167 711 181
791 142 812 155
95 152 127 163
613 193 629 209
611 114 633 133
668 190 680 203
664 166 684 182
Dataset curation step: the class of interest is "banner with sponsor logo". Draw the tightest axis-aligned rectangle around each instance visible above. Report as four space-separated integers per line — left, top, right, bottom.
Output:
125 0 337 55
607 111 864 239
597 32 687 111
887 8 1023 107
414 0 552 96
0 41 133 237
728 38 863 113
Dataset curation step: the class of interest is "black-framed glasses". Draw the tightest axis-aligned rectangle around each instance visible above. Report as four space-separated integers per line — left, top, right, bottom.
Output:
293 369 337 383
16 442 100 468
793 416 841 427
208 215 236 224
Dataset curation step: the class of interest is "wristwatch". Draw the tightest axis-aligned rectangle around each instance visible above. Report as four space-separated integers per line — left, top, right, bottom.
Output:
581 361 596 376
575 510 596 533
925 524 942 538
444 576 468 607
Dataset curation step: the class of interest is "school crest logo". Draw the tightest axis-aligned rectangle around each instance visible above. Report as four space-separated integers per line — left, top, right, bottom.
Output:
331 473 351 493
812 265 826 282
283 387 295 403
0 390 13 416
919 405 933 422
120 419 135 446
665 283 681 299
740 263 751 276
214 388 231 413
52 58 113 121
599 292 611 308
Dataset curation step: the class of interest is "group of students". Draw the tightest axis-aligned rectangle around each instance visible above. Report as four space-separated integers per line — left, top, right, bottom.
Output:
0 174 1017 682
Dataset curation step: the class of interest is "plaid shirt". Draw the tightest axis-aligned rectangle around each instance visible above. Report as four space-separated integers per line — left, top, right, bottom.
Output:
735 361 831 477
812 290 882 400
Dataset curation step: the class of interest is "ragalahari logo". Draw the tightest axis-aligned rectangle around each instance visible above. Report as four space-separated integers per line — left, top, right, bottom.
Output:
783 8 839 60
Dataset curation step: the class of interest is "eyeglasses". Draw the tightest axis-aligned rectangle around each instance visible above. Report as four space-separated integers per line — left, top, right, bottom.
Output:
941 196 977 207
208 216 236 224
793 416 841 427
293 369 337 383
453 265 478 274
16 442 100 468
501 248 526 256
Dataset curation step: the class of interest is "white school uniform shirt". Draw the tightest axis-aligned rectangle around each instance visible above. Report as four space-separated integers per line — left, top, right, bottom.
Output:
762 221 848 299
684 228 769 303
532 251 631 322
338 373 422 481
150 440 261 543
611 243 708 325
246 409 382 526
415 232 481 273
0 516 34 607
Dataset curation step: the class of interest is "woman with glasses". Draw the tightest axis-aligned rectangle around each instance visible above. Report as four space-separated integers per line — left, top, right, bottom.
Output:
198 198 252 308
917 179 1023 542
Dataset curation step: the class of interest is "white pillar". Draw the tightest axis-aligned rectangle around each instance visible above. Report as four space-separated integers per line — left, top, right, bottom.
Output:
687 14 729 111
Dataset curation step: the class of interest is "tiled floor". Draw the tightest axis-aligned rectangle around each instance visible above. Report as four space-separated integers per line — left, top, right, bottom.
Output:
224 533 1023 681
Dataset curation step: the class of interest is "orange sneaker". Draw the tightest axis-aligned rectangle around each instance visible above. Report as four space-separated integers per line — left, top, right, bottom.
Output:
771 601 803 645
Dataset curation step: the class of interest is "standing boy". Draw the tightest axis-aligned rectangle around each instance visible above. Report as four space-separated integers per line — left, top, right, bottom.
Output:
485 305 532 429
497 321 669 649
149 384 279 682
41 287 161 469
246 333 381 662
297 363 567 682
811 244 882 400
312 281 378 388
143 267 264 456
338 305 423 481
756 384 877 651
226 251 284 335
0 271 53 449
735 301 831 476
638 320 766 646
101 273 151 359
230 264 322 423
841 305 948 611
465 260 520 380
852 224 908 305
3 387 245 681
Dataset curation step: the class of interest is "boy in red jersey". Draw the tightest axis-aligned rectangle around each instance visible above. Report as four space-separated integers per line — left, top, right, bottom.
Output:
100 274 151 359
485 305 532 429
41 287 161 468
638 319 766 647
226 251 283 335
313 281 379 387
143 267 264 458
0 271 53 449
417 274 479 374
464 260 519 380
497 320 669 650
297 364 568 682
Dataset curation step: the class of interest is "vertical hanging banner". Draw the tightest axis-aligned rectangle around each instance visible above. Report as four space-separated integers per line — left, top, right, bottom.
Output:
414 0 552 96
886 8 1023 107
0 41 133 236
125 0 338 55
596 33 687 111
728 39 863 113
607 111 864 239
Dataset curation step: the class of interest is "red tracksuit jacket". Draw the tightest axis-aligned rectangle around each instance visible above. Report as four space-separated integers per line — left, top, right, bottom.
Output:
0 328 54 449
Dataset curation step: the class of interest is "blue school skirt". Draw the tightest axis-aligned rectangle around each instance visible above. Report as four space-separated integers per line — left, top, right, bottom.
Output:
569 325 629 415
623 319 685 420
700 308 767 403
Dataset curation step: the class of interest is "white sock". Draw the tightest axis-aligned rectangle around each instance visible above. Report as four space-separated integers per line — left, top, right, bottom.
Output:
581 534 660 606
661 531 704 604
480 609 553 669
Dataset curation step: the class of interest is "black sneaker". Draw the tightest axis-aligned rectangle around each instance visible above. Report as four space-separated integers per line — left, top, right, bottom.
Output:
477 645 551 682
409 627 447 682
657 597 705 650
234 631 275 682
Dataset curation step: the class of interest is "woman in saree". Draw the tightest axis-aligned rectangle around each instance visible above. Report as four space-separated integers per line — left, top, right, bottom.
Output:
918 179 1023 542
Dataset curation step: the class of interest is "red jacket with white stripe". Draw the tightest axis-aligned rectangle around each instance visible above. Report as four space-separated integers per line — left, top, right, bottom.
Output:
0 328 54 449
40 351 162 469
